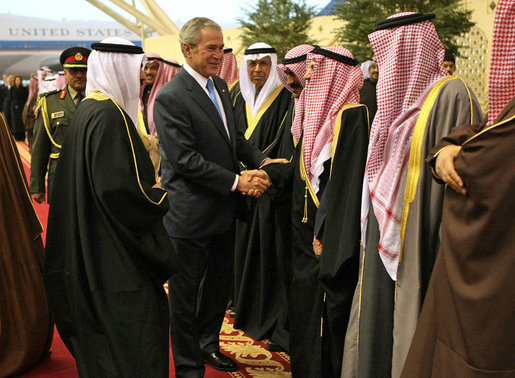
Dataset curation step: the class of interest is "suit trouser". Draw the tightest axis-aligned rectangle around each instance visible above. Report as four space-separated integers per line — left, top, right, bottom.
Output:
168 230 234 378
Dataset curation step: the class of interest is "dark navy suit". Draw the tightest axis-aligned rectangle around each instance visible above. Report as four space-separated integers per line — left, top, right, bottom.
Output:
154 67 266 377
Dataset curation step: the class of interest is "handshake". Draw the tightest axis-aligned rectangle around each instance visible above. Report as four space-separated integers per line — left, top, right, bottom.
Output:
236 158 289 198
236 170 271 198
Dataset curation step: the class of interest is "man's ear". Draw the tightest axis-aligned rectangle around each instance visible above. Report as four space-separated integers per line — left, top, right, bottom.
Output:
183 43 192 59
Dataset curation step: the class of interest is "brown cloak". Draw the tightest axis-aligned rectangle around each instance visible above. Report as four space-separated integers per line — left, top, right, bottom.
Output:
0 113 53 376
401 97 515 377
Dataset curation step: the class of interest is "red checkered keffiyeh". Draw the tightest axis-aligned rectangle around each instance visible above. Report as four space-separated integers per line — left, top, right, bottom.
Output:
218 49 239 87
487 0 515 126
140 53 181 135
277 44 316 142
302 47 363 192
364 12 447 279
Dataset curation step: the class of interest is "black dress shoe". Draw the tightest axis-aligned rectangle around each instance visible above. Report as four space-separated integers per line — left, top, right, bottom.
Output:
202 351 238 372
266 340 287 352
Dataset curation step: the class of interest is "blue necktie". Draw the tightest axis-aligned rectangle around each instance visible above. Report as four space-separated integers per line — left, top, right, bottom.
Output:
206 79 223 120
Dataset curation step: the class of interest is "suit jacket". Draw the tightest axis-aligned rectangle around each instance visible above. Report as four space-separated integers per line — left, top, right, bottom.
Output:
154 68 267 238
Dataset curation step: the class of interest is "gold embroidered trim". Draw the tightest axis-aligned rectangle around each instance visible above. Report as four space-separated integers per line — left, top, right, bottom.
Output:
85 92 167 206
63 63 87 68
299 142 320 219
39 96 63 149
231 90 241 108
457 77 475 125
244 85 284 140
462 114 515 147
299 104 366 221
229 79 239 93
356 240 365 346
321 292 327 337
330 104 366 178
399 76 455 263
263 110 289 155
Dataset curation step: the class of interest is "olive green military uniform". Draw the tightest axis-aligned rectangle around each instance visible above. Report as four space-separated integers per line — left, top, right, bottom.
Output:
29 45 90 204
30 86 78 203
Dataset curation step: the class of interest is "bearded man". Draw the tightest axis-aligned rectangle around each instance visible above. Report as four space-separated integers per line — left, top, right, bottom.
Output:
267 45 369 377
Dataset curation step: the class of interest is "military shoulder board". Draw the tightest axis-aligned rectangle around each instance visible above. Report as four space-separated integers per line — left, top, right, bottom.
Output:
39 89 60 98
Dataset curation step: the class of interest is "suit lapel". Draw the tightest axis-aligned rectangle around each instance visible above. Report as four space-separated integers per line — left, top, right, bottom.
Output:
215 77 237 147
213 77 239 169
181 70 231 146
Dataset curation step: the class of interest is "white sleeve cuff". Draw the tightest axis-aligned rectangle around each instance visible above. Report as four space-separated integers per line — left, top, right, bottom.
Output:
231 174 239 192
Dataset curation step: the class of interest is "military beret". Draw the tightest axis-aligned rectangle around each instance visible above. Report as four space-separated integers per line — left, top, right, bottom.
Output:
60 47 91 68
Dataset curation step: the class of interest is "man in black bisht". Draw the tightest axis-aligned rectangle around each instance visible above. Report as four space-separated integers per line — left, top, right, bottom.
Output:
263 45 369 377
230 42 293 352
43 37 177 377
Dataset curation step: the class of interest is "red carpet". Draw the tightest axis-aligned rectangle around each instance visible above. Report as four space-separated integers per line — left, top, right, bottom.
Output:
18 315 292 378
16 141 291 377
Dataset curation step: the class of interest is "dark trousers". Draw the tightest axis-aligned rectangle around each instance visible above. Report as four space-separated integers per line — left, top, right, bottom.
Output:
168 230 234 378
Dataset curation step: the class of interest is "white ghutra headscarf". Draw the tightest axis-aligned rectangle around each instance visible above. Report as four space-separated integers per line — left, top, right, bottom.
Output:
239 42 282 117
86 37 145 127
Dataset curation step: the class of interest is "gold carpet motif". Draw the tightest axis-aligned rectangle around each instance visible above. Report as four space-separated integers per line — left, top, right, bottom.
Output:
221 317 291 377
164 284 292 377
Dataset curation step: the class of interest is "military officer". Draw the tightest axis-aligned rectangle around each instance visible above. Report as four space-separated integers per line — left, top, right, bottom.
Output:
30 46 90 204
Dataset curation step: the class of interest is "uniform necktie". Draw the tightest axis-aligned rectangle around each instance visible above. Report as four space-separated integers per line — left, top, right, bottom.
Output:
206 79 223 120
75 92 84 105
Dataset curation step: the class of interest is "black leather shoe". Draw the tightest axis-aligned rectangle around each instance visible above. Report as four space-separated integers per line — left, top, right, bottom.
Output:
202 351 238 372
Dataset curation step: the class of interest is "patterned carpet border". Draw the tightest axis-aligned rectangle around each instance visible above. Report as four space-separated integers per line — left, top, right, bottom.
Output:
221 315 291 377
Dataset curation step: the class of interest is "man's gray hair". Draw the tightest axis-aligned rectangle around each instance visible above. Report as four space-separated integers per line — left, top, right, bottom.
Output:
179 17 221 57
